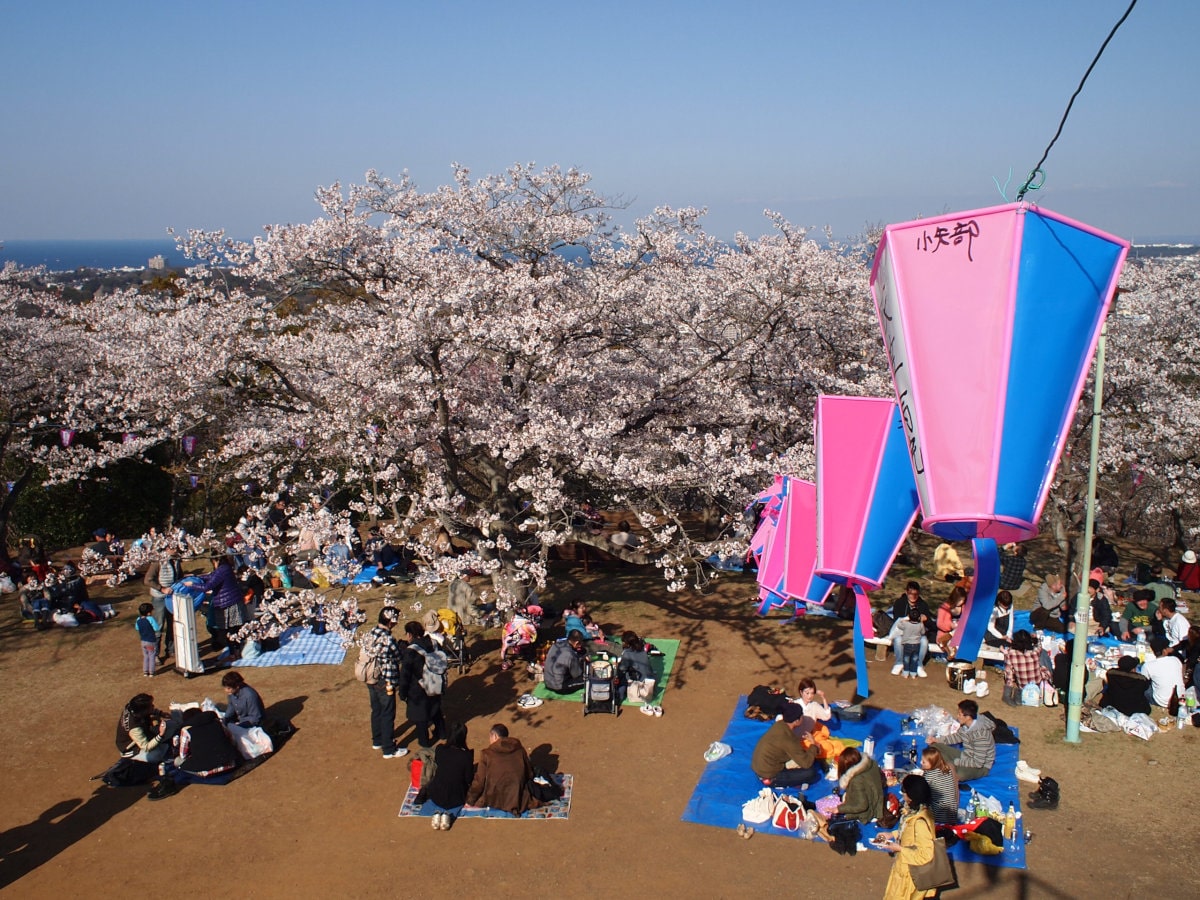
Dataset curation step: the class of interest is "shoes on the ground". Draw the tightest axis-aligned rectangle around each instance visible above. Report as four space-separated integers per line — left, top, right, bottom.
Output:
916 667 928 678
146 780 176 801
975 681 990 698
500 660 513 671
640 704 656 717
650 705 663 717
382 747 408 759
517 693 543 709
432 812 451 830
1015 760 1041 783
891 664 903 676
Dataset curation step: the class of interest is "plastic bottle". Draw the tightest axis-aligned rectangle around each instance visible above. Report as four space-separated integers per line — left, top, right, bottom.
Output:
1186 686 1197 712
863 736 875 759
908 738 918 767
1178 702 1188 730
1003 803 1016 840
1136 632 1146 663
969 789 980 819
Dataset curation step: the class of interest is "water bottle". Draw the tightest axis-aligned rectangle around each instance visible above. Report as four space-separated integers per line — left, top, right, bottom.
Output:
1186 686 1197 713
908 737 918 767
863 736 875 759
1178 702 1188 730
1136 632 1146 663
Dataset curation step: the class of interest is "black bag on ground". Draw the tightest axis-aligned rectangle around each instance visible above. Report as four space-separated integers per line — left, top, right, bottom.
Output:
527 769 564 803
981 711 1019 744
94 757 156 787
826 817 861 855
746 685 787 719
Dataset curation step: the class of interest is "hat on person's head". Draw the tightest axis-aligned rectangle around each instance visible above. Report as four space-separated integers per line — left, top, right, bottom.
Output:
779 702 806 723
1133 589 1154 604
93 529 107 538
1183 550 1197 565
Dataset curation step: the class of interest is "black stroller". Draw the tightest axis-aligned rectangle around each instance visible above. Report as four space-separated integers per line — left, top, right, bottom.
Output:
582 656 619 716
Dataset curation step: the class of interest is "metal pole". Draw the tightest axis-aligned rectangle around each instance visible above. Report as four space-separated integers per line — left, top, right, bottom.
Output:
1065 322 1106 743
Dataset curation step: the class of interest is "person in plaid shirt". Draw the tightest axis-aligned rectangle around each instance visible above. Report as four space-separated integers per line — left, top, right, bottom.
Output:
366 607 407 758
1001 629 1051 705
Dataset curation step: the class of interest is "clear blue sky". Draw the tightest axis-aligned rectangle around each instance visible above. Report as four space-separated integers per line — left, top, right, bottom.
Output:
2 0 1196 243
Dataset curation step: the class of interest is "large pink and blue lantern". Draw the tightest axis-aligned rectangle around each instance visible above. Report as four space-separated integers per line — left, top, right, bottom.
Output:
814 395 920 697
754 477 834 616
871 203 1127 657
871 202 1128 543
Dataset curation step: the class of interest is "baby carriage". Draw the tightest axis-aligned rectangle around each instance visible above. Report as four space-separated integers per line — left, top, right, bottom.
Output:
427 607 470 674
583 656 619 716
500 605 543 671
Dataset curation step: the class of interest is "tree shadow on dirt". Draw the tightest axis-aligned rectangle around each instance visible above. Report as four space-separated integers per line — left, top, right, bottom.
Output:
0 788 143 890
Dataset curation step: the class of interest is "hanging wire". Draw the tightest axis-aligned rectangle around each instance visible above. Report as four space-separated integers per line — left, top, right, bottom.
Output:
1015 0 1139 201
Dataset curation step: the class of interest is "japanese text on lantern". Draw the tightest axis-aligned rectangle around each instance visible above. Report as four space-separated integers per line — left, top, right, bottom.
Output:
874 250 925 479
915 219 980 262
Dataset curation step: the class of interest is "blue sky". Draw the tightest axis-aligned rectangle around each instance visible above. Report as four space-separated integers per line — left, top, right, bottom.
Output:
2 0 1196 243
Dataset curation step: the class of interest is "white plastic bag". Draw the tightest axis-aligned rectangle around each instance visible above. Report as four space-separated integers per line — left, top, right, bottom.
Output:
703 741 732 762
1021 682 1042 707
228 723 275 759
742 787 777 824
1123 712 1159 741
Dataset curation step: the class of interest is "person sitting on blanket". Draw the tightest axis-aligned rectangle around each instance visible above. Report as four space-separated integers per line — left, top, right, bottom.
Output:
811 746 886 840
1031 572 1071 635
117 693 174 764
930 698 994 783
543 630 588 694
415 721 474 831
221 671 266 729
1116 589 1158 642
919 746 959 825
464 723 540 817
1142 636 1185 710
1001 629 1051 706
750 704 822 787
148 707 240 801
791 678 845 760
1099 655 1152 716
1156 597 1190 647
616 631 652 703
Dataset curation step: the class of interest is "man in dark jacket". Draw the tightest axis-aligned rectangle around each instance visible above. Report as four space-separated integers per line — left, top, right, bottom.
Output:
890 581 933 675
399 621 446 748
543 630 587 693
466 724 537 816
750 705 820 786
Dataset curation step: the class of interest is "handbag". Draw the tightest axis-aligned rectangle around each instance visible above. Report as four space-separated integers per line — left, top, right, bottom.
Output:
741 787 777 824
772 794 804 831
1041 681 1060 707
628 678 657 704
910 836 956 891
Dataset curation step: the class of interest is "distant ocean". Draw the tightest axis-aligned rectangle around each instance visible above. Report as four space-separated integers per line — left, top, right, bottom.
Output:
1 239 187 271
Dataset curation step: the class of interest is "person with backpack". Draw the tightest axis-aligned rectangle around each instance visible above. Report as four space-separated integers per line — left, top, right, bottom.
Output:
363 607 406 759
399 620 448 749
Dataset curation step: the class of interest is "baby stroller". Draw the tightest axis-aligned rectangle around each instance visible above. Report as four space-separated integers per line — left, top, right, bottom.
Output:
500 605 543 671
583 656 619 716
428 607 470 674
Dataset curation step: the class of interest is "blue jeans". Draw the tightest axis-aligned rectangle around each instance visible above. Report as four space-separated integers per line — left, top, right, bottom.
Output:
369 684 396 751
425 801 465 820
902 643 921 674
893 632 928 665
765 764 822 787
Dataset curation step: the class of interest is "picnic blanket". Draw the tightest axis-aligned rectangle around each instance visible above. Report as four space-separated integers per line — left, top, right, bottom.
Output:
531 639 679 707
681 696 1027 870
234 626 348 667
398 774 573 820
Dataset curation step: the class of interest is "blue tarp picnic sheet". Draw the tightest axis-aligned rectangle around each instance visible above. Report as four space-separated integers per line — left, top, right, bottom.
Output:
681 696 1027 870
234 626 348 667
398 774 573 820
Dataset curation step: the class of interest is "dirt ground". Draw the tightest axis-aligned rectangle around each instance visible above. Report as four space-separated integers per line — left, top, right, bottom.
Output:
2 536 1198 899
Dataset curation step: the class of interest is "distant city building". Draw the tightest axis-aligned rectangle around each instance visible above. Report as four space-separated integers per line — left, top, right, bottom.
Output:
148 254 166 270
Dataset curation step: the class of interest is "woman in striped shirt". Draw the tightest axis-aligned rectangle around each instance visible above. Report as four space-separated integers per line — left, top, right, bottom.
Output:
920 746 959 825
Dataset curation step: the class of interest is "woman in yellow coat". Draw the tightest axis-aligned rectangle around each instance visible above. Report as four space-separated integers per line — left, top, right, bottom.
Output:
879 774 938 899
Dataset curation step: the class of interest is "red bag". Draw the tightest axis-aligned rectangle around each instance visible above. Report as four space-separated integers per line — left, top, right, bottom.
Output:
772 795 803 831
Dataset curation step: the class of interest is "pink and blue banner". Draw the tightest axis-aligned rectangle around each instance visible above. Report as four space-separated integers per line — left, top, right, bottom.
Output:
814 395 921 697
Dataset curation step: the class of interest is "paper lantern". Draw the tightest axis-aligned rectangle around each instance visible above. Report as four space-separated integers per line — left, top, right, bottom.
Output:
870 202 1128 543
182 435 197 455
754 477 834 616
59 428 76 448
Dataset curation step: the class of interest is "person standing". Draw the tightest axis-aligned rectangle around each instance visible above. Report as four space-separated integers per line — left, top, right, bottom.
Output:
144 544 182 661
398 621 447 749
198 556 244 651
879 775 938 899
134 603 161 677
366 608 407 758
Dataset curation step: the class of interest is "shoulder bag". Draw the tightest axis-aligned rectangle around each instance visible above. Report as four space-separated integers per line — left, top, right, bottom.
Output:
910 834 956 891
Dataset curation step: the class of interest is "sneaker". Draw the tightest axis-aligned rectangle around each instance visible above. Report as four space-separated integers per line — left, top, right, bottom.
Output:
371 744 384 750
891 664 903 676
916 667 928 678
146 780 176 801
1015 760 1041 783
652 705 663 717
640 704 656 716
517 694 544 709
382 747 409 759
963 678 976 694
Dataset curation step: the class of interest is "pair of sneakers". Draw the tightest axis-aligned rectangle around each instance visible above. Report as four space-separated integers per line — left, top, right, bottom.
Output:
382 746 409 759
639 704 663 717
430 812 454 830
517 693 544 709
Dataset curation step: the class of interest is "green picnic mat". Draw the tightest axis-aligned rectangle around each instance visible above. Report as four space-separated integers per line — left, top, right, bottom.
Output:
532 638 680 706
